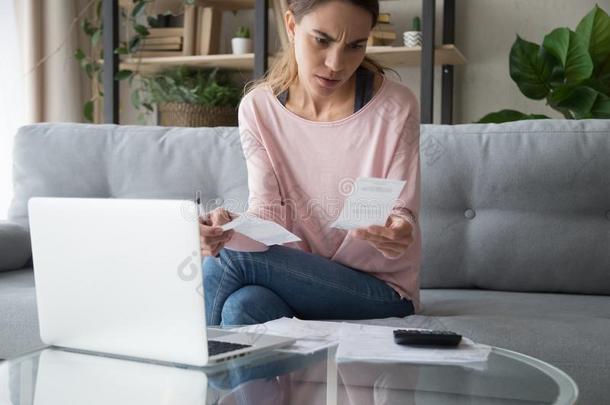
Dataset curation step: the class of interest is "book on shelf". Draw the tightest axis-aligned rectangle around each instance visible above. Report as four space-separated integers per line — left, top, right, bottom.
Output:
196 6 221 55
141 36 183 45
377 12 391 24
148 27 184 37
129 50 184 58
140 43 183 51
368 22 396 45
371 31 397 40
143 6 196 56
182 5 196 56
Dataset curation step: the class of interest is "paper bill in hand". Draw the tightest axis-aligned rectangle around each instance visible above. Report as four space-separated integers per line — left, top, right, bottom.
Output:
220 214 301 246
331 177 406 230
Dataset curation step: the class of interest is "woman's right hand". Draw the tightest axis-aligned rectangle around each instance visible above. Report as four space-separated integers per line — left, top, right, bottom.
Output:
199 207 235 257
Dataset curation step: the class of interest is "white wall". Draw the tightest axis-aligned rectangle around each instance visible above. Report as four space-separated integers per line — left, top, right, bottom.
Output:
119 0 603 125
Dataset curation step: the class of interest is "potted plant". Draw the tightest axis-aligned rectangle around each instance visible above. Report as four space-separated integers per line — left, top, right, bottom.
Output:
403 16 422 48
131 66 242 127
478 4 610 123
231 26 252 54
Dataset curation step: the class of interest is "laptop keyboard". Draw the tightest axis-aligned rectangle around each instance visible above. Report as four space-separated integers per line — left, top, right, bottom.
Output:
208 340 252 356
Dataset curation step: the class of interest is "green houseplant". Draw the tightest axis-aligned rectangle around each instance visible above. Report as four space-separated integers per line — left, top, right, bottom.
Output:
75 0 239 124
235 26 251 39
130 66 241 126
75 0 155 122
478 4 610 123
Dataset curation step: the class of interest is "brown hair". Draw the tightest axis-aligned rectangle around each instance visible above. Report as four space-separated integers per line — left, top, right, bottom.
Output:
242 0 397 97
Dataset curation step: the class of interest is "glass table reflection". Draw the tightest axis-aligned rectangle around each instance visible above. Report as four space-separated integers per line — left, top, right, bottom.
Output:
2 342 577 405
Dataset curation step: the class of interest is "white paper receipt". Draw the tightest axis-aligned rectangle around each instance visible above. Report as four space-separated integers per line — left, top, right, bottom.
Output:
220 214 301 246
331 177 406 230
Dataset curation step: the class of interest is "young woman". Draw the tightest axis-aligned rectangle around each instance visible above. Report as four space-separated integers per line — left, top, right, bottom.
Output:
200 0 421 326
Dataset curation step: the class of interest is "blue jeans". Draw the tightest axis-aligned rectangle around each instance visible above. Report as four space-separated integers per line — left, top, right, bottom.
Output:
202 245 414 326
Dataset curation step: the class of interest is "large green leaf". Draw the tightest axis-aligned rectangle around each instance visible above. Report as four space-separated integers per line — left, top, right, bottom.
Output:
575 4 610 69
548 84 599 118
476 109 550 124
510 36 556 99
549 64 566 86
580 77 610 94
543 28 593 83
591 93 610 117
597 53 610 91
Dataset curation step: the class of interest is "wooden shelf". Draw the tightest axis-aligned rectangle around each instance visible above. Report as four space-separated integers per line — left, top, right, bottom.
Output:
191 0 254 9
119 0 255 11
366 44 466 66
119 53 257 74
120 0 401 9
104 1 462 124
120 44 466 74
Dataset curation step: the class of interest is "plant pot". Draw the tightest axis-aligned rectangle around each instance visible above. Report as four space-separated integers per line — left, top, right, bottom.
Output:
403 31 422 47
231 37 253 54
157 102 238 127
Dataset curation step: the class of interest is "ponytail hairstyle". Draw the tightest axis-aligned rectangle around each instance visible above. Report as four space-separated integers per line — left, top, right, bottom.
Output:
242 0 396 97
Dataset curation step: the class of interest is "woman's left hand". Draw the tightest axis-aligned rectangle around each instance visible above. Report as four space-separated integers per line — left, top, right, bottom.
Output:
350 214 414 259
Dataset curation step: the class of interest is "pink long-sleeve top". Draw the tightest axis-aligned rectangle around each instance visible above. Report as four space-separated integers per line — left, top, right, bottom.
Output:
224 75 422 311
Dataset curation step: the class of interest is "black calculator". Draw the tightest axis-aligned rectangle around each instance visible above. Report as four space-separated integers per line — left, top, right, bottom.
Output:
393 329 462 347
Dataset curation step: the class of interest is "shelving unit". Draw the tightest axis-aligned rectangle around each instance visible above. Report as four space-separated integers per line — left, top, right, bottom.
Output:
119 45 465 74
118 0 256 10
103 0 461 124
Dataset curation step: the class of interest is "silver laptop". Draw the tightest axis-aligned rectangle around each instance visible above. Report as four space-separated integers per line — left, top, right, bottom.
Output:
28 197 295 367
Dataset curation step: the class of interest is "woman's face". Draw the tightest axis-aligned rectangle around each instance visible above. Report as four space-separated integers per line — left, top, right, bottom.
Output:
286 1 372 98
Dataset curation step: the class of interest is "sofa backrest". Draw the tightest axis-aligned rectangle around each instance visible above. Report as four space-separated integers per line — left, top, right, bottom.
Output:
8 123 249 228
9 120 610 295
419 119 610 295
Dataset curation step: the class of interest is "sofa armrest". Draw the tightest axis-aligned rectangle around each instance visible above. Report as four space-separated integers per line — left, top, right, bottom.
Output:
0 221 32 271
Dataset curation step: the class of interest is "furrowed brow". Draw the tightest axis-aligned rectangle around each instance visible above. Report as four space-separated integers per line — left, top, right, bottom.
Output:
312 29 368 44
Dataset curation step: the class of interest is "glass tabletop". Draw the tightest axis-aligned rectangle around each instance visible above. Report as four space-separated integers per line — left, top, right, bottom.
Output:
0 343 577 405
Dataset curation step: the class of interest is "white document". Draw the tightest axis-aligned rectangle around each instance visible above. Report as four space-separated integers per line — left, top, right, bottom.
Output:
335 323 491 366
331 177 407 230
231 317 340 355
220 214 301 246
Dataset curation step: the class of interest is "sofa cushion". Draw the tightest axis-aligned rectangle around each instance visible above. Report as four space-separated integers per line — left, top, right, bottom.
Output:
0 268 44 359
7 123 249 228
419 119 610 295
0 221 32 272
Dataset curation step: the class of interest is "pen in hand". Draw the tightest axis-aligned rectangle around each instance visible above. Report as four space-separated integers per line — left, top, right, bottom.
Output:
195 191 208 224
195 193 236 257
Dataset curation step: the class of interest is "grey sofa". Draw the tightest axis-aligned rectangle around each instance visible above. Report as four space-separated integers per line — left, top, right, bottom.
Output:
1 120 608 403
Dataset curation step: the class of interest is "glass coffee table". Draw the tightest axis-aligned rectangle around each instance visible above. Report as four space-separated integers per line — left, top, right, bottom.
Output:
0 342 577 404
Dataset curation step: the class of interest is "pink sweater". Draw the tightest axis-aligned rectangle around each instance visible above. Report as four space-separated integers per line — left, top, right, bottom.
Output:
224 75 422 311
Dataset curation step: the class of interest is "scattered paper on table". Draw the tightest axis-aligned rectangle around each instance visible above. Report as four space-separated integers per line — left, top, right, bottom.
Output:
220 214 301 246
335 323 491 366
331 177 407 230
232 317 491 366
